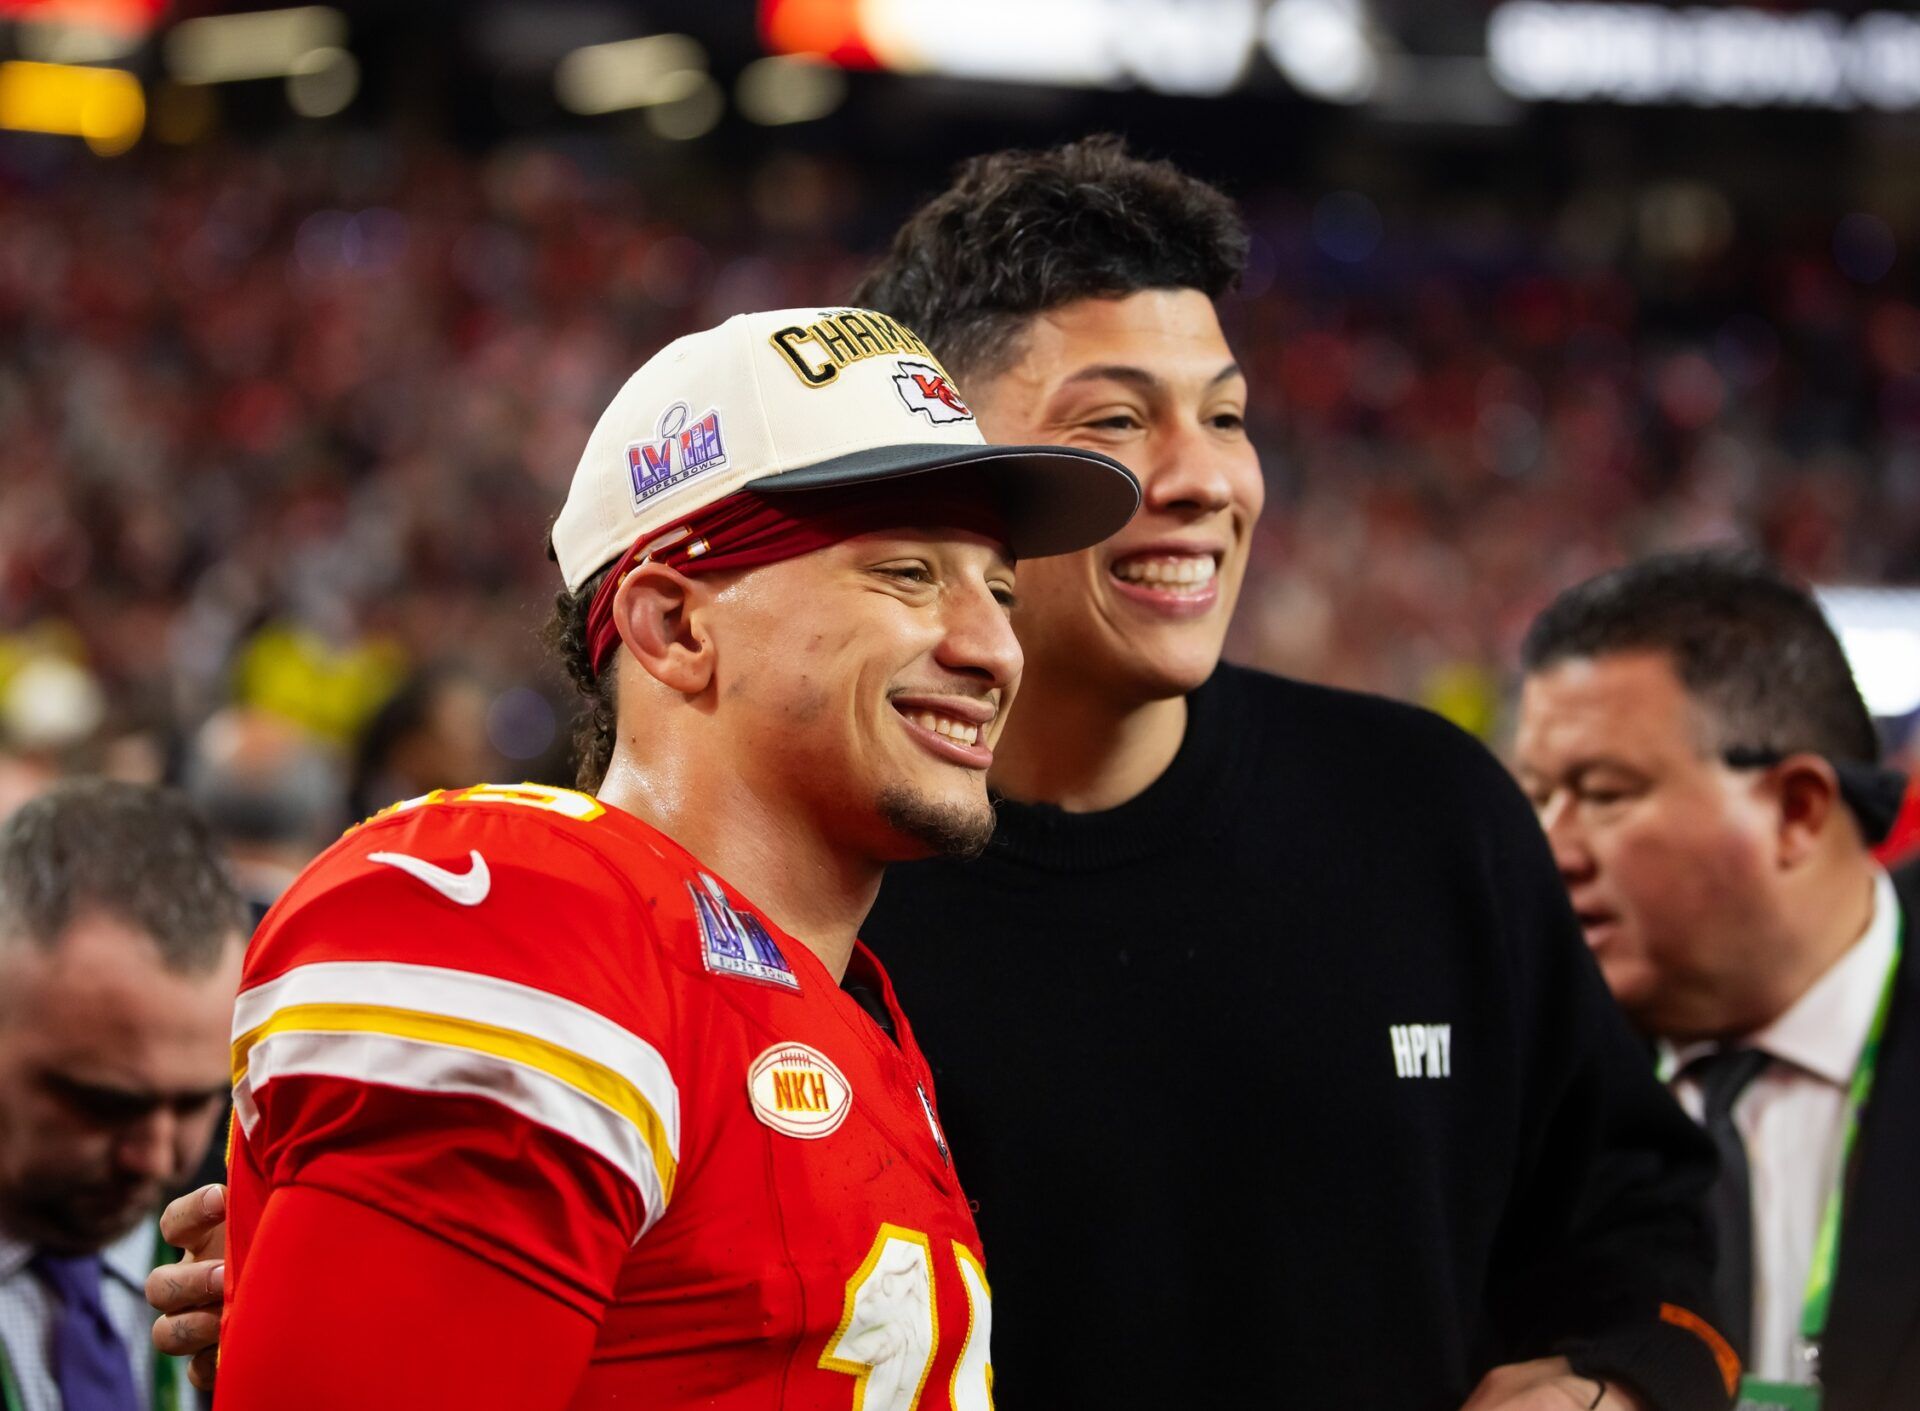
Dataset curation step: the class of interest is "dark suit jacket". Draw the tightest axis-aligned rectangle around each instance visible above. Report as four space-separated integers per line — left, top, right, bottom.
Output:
1822 860 1920 1409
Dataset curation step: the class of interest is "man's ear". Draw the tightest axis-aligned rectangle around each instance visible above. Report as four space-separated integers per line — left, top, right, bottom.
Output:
613 562 715 696
1772 753 1845 868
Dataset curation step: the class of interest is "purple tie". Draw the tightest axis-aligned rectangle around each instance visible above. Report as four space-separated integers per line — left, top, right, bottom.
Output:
29 1252 141 1411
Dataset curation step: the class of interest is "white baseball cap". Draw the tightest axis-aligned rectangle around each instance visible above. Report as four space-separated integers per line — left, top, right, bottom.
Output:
551 306 1141 592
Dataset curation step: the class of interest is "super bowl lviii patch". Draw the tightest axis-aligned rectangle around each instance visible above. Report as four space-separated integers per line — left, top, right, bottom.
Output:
626 401 728 513
690 873 800 990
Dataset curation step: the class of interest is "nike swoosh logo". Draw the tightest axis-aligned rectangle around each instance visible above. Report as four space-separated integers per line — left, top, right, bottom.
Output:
367 849 491 906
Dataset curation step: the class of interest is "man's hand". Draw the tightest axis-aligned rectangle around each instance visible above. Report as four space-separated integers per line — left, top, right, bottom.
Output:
147 1182 230 1391
1461 1358 1649 1411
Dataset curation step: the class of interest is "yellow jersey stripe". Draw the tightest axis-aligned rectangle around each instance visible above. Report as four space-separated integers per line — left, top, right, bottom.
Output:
233 1002 676 1207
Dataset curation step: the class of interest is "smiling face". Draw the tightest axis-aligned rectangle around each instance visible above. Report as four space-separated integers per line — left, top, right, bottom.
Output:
1513 650 1794 1038
964 289 1264 705
695 526 1022 862
0 911 239 1251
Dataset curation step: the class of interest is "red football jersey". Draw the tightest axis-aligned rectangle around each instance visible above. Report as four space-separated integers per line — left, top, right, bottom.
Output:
226 782 993 1409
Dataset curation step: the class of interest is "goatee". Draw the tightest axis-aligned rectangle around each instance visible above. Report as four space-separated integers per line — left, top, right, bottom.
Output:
878 785 995 859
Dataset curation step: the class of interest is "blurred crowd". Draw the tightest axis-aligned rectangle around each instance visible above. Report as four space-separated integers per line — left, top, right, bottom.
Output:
3 136 1919 836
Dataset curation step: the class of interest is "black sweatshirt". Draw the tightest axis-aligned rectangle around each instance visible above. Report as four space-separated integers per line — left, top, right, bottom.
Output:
866 663 1735 1410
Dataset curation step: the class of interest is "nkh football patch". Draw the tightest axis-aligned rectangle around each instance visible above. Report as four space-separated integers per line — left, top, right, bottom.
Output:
626 401 729 513
747 1042 852 1138
892 359 973 424
689 873 799 990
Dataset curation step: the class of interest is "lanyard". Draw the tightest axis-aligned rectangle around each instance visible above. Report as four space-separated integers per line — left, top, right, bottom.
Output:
0 1223 183 1411
1795 923 1903 1358
1731 937 1902 1411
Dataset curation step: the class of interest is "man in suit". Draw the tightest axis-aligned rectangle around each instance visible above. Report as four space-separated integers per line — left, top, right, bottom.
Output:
0 780 245 1411
1516 548 1919 1409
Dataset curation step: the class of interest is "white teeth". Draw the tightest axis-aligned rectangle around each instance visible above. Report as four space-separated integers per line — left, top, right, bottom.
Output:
907 710 980 747
1113 554 1218 588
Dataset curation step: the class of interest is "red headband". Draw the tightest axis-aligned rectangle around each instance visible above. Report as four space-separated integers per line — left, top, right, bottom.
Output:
584 484 1011 677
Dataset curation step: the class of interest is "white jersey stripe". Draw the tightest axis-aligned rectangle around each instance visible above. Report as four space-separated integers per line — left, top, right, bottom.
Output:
236 1028 670 1237
233 960 679 1155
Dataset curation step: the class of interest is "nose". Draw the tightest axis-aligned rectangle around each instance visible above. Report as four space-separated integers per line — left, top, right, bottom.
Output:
934 578 1022 695
1139 421 1239 521
1537 792 1596 886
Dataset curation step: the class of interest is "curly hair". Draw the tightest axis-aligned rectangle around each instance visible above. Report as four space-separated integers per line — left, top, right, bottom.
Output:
851 134 1248 379
545 562 618 790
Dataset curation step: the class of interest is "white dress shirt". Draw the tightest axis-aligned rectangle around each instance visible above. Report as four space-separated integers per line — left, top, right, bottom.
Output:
1662 867 1902 1385
0 1216 181 1411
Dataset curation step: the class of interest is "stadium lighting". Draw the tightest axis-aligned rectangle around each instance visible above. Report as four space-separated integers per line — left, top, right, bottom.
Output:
1487 2 1920 110
737 54 847 125
1817 589 1920 719
555 34 710 116
163 6 347 86
645 73 725 139
286 45 358 118
766 0 1260 95
17 18 144 65
0 59 144 155
861 0 1123 87
1266 0 1379 103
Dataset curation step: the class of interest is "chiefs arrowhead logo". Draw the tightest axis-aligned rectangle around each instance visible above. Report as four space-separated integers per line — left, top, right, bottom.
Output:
892 359 974 425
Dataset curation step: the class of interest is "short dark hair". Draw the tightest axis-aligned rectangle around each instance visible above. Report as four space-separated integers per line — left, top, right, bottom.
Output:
0 778 247 972
852 135 1249 380
1521 548 1880 764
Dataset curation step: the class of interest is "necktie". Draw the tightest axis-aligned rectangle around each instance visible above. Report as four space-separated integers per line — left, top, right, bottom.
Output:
30 1251 142 1411
1687 1046 1772 1367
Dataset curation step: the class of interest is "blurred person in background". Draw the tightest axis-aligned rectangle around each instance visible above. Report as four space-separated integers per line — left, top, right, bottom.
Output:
844 139 1727 1411
0 780 245 1411
0 656 106 820
1515 549 1920 1410
345 666 497 821
183 706 342 924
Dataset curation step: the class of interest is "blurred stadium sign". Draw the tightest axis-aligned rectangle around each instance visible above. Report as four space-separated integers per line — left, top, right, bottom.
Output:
1818 589 1920 721
760 0 1304 97
760 0 1920 112
1490 3 1920 109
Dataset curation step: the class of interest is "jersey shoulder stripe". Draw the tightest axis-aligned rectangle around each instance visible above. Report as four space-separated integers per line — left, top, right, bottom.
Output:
233 960 680 1231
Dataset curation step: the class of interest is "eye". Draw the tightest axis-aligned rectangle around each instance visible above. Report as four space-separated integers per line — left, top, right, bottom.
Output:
1086 412 1144 433
44 1075 155 1125
877 564 934 586
1209 410 1246 432
991 583 1018 611
1578 782 1638 809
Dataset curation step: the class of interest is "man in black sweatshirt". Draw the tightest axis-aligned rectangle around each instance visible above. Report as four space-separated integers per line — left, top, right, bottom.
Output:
849 139 1734 1410
147 140 1732 1409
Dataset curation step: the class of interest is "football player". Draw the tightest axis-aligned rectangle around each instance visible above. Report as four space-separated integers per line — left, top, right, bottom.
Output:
196 308 1137 1409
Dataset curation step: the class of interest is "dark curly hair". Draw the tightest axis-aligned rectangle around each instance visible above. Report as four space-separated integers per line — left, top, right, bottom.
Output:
851 134 1248 379
546 556 618 790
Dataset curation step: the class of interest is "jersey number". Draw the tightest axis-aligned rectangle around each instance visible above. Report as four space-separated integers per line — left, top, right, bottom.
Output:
820 1224 993 1411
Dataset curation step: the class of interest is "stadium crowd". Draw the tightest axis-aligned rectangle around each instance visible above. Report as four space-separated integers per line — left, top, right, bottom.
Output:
4 119 1920 1411
2 138 1919 815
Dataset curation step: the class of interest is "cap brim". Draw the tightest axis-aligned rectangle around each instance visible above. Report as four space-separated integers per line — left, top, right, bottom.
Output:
745 443 1140 560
